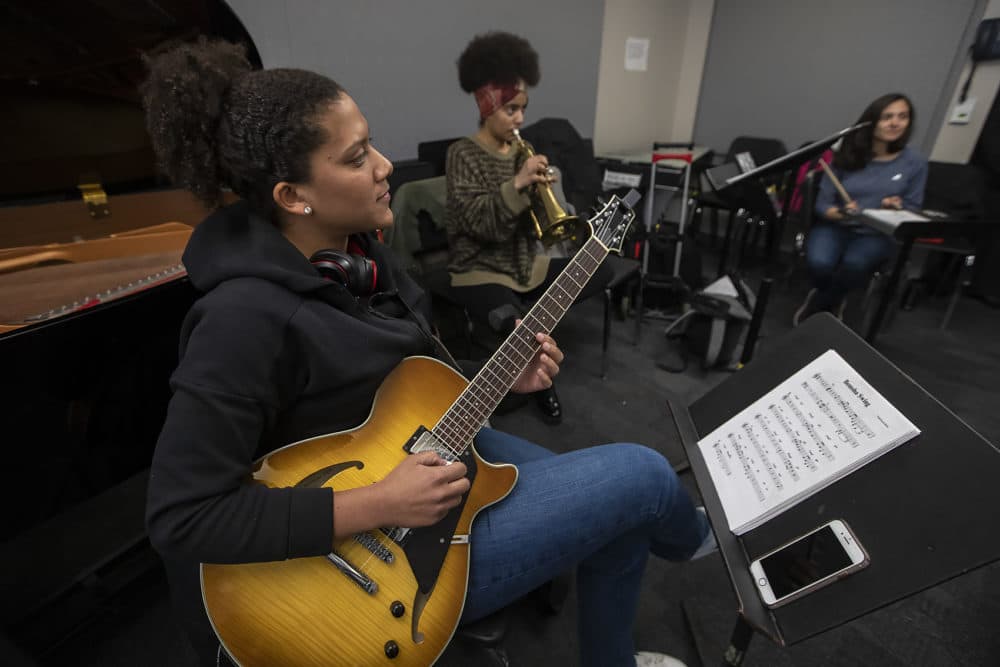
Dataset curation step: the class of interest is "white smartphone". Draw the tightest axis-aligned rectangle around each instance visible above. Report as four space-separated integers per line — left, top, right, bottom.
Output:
749 519 869 608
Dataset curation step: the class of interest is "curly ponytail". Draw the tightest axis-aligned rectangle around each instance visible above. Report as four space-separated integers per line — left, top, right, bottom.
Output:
141 38 344 218
140 38 250 206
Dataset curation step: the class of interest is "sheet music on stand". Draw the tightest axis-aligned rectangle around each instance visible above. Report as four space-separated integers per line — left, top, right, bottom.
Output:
697 349 920 534
859 208 929 236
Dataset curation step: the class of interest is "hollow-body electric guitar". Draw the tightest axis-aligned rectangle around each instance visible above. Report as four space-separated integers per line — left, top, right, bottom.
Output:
201 191 639 666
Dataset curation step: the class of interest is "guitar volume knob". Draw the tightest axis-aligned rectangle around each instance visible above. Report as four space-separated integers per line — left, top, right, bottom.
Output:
389 601 405 617
384 640 400 658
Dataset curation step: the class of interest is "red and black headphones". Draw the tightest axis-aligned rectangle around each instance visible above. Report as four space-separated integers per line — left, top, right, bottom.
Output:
309 237 378 297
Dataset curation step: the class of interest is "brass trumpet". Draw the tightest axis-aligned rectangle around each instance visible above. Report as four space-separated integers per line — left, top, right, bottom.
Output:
512 129 581 246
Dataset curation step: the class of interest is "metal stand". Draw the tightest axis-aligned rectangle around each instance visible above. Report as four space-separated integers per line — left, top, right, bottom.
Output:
639 148 693 279
634 145 697 342
739 276 772 366
859 217 996 343
705 124 873 361
721 616 755 666
864 235 914 343
679 592 755 666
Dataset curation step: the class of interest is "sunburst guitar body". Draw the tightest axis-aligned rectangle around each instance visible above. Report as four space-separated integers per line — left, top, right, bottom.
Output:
202 356 515 666
200 192 638 666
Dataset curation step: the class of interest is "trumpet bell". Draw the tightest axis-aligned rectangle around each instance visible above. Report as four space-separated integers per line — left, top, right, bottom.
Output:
513 129 585 246
528 207 582 246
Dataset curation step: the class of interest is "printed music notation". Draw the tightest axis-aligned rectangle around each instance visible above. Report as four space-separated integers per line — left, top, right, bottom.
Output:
698 349 920 534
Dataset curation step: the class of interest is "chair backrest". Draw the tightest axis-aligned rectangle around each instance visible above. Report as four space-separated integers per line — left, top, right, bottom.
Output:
388 159 436 195
519 117 602 215
417 138 463 177
924 161 988 220
725 136 788 166
718 136 789 193
386 176 449 277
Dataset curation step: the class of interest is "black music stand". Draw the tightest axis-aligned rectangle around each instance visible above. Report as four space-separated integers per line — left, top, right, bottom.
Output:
858 215 1000 343
667 313 1000 665
705 123 870 364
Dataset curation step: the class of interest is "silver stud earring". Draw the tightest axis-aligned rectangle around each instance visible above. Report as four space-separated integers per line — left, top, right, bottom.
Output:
303 205 313 215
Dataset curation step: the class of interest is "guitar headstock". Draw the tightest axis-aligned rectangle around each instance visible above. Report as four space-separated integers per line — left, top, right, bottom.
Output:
585 189 639 255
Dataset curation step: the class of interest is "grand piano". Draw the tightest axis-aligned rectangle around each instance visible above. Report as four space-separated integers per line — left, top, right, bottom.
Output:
0 2 259 661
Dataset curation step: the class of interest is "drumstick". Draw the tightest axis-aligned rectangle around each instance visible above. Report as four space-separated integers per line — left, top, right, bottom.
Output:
817 159 852 205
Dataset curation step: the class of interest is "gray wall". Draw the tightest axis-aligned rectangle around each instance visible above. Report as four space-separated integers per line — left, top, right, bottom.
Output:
227 0 605 161
694 0 984 156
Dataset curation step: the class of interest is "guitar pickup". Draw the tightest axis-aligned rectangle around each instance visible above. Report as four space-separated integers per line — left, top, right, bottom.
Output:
404 426 465 461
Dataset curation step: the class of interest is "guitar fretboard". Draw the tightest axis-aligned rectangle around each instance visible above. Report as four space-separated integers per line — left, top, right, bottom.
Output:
431 234 609 456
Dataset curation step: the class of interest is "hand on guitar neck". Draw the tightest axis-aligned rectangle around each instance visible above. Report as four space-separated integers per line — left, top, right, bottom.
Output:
509 327 563 394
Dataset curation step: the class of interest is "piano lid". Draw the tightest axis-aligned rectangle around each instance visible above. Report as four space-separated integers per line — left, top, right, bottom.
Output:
0 1 254 329
0 9 258 623
0 0 261 204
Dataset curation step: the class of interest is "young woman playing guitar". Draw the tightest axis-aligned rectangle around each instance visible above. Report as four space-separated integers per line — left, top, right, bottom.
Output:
142 38 711 667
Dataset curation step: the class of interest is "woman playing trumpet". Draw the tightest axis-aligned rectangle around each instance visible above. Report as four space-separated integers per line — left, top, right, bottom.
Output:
444 31 613 424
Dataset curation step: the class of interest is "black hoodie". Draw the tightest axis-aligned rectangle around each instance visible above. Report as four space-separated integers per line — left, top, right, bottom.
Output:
146 201 440 663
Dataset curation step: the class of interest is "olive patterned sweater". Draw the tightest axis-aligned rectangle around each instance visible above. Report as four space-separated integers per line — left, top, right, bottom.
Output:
444 135 549 290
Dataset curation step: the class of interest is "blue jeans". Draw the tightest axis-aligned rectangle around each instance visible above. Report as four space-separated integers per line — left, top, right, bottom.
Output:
806 223 894 311
463 428 708 667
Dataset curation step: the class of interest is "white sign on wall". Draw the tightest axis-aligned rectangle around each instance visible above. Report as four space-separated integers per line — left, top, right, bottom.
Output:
625 37 650 72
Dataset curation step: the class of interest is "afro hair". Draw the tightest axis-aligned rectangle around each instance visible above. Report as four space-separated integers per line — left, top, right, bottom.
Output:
457 31 540 92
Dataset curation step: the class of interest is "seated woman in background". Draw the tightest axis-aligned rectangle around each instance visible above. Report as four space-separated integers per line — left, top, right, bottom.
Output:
794 92 927 325
444 31 613 424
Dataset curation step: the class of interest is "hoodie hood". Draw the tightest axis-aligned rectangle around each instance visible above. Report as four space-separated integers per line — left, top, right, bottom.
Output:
182 200 423 321
183 201 332 295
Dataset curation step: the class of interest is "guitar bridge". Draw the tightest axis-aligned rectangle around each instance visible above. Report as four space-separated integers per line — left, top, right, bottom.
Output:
354 532 394 563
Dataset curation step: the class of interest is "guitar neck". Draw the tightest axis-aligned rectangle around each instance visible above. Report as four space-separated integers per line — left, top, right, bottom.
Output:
432 234 610 452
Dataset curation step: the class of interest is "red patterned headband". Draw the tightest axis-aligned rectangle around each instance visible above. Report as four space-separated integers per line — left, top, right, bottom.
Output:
473 81 525 120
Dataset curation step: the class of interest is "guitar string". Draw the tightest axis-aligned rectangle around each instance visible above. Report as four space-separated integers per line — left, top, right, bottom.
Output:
349 263 593 575
430 235 609 458
426 210 615 451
